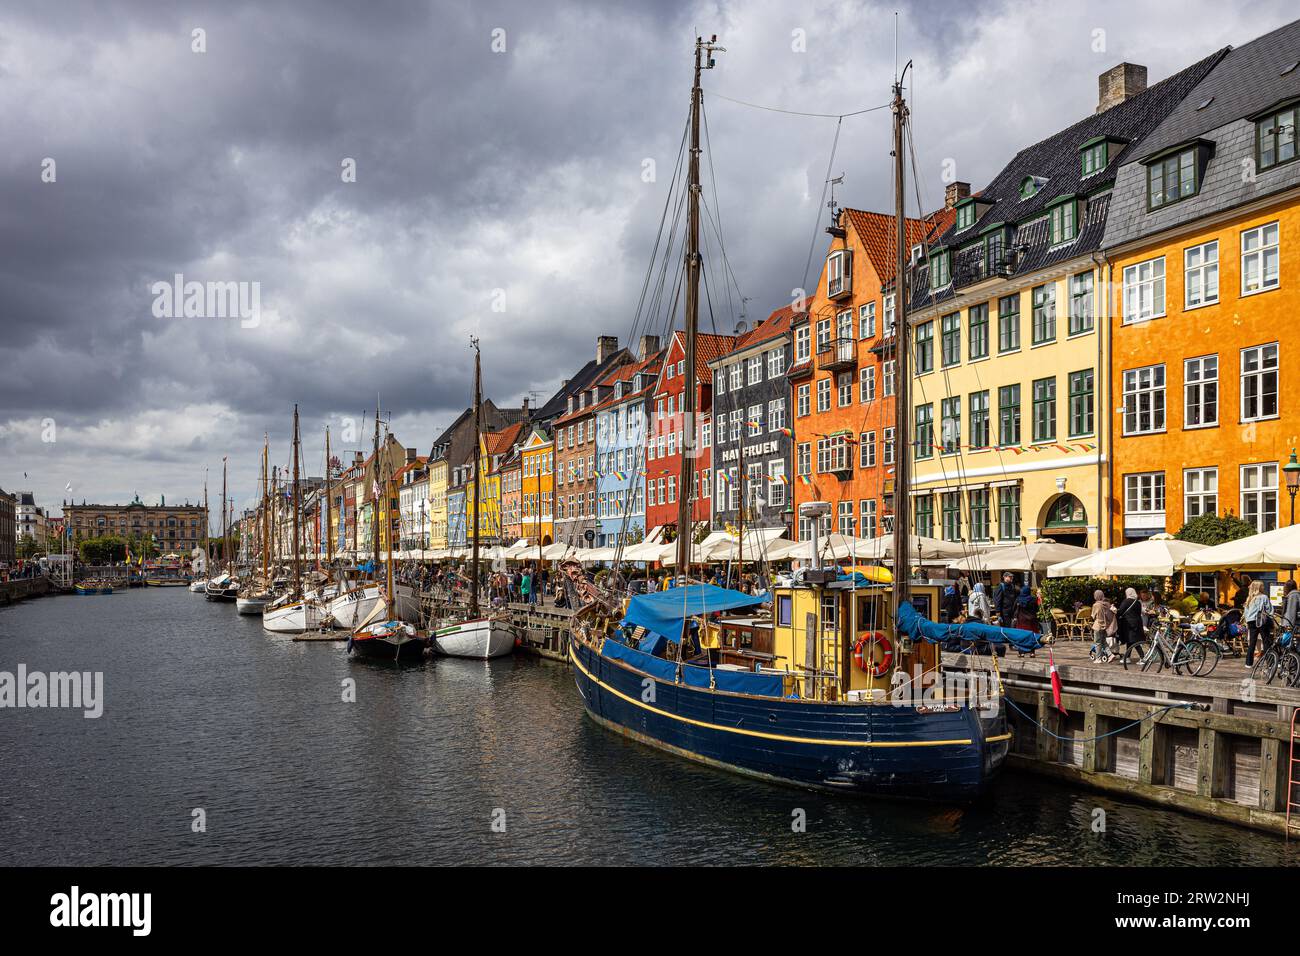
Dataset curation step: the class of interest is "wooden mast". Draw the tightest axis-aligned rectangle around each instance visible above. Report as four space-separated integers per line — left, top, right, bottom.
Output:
890 69 912 622
470 338 482 617
674 35 723 579
261 440 269 584
291 404 302 600
370 405 381 579
324 426 334 570
202 474 209 574
220 457 228 572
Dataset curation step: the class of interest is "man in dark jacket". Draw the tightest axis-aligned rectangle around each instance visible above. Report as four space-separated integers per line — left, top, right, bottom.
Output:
993 573 1018 625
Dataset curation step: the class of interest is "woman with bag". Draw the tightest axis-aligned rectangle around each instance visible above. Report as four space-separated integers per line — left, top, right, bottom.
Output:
1243 579 1274 668
1013 585 1040 633
1116 587 1144 649
1091 589 1118 662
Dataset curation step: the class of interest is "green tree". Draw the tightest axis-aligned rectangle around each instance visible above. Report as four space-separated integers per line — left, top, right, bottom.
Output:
1175 512 1258 546
16 533 41 559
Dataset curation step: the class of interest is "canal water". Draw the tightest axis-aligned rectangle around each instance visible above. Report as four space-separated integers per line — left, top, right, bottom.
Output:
1 587 1295 866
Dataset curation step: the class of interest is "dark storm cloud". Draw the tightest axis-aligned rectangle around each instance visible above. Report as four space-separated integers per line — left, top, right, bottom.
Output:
0 0 1294 511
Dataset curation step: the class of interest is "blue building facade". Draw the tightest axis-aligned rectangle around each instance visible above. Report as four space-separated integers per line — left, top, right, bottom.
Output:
596 351 663 547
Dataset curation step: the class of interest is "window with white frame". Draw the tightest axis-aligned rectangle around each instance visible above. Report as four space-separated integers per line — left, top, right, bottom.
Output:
883 427 895 466
701 419 711 448
1122 257 1165 323
883 359 896 397
816 436 850 473
1184 240 1219 308
1124 472 1166 521
1122 364 1166 435
1184 467 1217 520
816 377 831 412
815 318 832 352
747 355 762 385
1241 343 1279 421
860 365 876 403
1184 355 1218 428
837 372 852 407
859 302 876 339
1241 462 1279 533
1241 222 1280 295
767 348 785 377
860 499 877 538
729 408 741 442
728 363 742 391
797 442 811 476
837 500 855 536
748 404 762 437
797 383 810 417
860 431 876 468
883 294 896 337
767 398 786 433
768 459 786 506
795 326 810 363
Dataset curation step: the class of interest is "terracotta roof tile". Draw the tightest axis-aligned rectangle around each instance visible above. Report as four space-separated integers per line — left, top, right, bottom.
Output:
842 208 939 284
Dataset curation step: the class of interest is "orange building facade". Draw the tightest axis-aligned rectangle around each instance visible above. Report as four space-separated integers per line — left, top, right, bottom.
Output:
1103 27 1300 550
790 206 944 541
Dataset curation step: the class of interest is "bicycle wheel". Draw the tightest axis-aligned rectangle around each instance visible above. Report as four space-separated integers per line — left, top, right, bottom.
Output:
1176 641 1207 677
1251 649 1279 686
1121 641 1148 671
1281 651 1300 688
1191 638 1221 677
1139 642 1164 673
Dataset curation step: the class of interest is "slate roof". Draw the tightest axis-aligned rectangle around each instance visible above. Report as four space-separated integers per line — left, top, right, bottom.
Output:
532 346 632 424
843 209 942 285
911 47 1227 311
1104 19 1300 250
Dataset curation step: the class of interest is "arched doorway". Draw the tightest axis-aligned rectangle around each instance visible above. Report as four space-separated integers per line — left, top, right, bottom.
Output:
1041 494 1088 548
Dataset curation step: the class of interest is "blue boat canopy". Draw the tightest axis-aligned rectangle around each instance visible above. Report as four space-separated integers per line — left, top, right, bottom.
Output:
622 584 766 644
896 600 1042 653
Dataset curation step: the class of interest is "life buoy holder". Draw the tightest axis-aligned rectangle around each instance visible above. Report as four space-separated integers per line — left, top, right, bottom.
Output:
853 632 893 678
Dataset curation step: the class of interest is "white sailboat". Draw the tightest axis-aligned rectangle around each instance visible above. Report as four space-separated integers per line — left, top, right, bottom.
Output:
262 404 325 634
430 339 515 660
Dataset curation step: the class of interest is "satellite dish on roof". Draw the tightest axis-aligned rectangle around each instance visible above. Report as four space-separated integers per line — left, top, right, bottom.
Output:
733 320 747 334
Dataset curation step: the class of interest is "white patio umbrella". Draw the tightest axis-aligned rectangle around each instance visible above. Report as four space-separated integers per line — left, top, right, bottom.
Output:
767 533 877 562
709 528 790 562
949 539 1090 573
581 546 619 563
1046 533 1206 577
1181 523 1300 571
853 534 973 563
541 541 581 561
622 539 673 562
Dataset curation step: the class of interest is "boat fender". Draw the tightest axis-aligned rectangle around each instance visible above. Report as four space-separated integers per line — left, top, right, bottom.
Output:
852 632 892 678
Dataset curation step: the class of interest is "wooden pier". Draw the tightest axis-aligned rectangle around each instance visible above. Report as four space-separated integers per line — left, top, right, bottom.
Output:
0 577 55 605
947 641 1300 836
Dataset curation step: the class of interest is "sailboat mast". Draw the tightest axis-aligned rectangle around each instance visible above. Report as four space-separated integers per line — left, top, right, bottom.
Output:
675 36 716 578
371 406 381 576
220 457 228 571
890 72 912 616
470 339 482 616
291 404 302 599
261 440 269 581
202 475 209 572
325 426 334 568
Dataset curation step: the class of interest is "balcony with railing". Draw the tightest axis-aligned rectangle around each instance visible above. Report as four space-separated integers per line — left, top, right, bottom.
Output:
815 336 857 371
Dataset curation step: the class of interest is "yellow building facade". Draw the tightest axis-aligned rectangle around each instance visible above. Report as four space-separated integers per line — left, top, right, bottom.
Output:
519 429 555 547
427 458 448 550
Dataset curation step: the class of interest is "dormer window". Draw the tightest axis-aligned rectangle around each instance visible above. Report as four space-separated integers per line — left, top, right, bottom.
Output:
1048 197 1078 245
1145 144 1207 209
1256 103 1298 171
929 249 951 288
955 202 975 231
1019 175 1047 199
827 249 852 298
910 244 924 265
1081 141 1107 177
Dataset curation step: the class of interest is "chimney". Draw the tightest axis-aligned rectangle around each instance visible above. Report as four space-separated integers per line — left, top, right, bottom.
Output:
596 335 619 365
944 181 971 209
1097 63 1147 113
353 451 364 465
521 396 530 420
406 447 416 463
638 334 661 360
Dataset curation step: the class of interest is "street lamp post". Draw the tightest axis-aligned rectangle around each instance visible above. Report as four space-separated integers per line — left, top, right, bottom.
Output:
1286 449 1300 525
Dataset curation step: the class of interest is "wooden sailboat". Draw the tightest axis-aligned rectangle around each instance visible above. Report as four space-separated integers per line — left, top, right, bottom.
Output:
430 339 515 659
564 44 1037 802
349 420 424 661
263 406 328 632
189 474 210 592
205 457 238 601
237 441 273 614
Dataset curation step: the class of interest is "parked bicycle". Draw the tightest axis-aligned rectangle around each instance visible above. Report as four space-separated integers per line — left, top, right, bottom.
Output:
1249 614 1300 687
1121 612 1216 676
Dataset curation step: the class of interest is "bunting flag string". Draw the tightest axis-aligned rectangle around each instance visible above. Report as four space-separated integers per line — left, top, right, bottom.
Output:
924 441 1097 455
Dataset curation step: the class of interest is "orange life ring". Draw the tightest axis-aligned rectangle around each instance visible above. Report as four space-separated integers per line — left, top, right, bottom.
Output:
853 632 893 678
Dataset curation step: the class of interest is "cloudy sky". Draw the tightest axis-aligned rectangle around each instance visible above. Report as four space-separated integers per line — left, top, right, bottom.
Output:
1 0 1294 519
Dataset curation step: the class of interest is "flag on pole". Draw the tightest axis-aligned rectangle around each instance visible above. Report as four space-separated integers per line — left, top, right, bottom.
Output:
1048 647 1067 715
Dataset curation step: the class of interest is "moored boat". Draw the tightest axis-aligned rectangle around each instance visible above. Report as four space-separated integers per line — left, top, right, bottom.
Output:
348 616 425 661
431 615 514 659
262 595 328 632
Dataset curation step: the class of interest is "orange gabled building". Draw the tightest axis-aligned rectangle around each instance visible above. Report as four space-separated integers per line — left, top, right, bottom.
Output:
1103 23 1300 555
790 204 950 541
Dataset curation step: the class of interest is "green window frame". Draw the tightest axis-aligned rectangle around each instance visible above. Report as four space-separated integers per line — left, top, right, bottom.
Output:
1049 200 1077 245
941 492 961 542
930 250 951 288
1031 283 1056 345
1069 369 1094 437
915 321 934 374
1032 376 1056 442
941 313 961 367
955 202 975 231
915 403 934 460
998 485 1021 540
968 303 989 360
940 396 961 455
1068 271 1094 335
998 384 1021 447
1019 176 1039 199
969 390 990 449
1257 105 1298 171
1081 141 1107 176
969 488 990 541
1147 148 1198 209
998 294 1020 353
914 494 934 538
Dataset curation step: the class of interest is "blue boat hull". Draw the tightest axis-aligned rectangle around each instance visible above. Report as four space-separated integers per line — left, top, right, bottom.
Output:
571 637 1007 803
